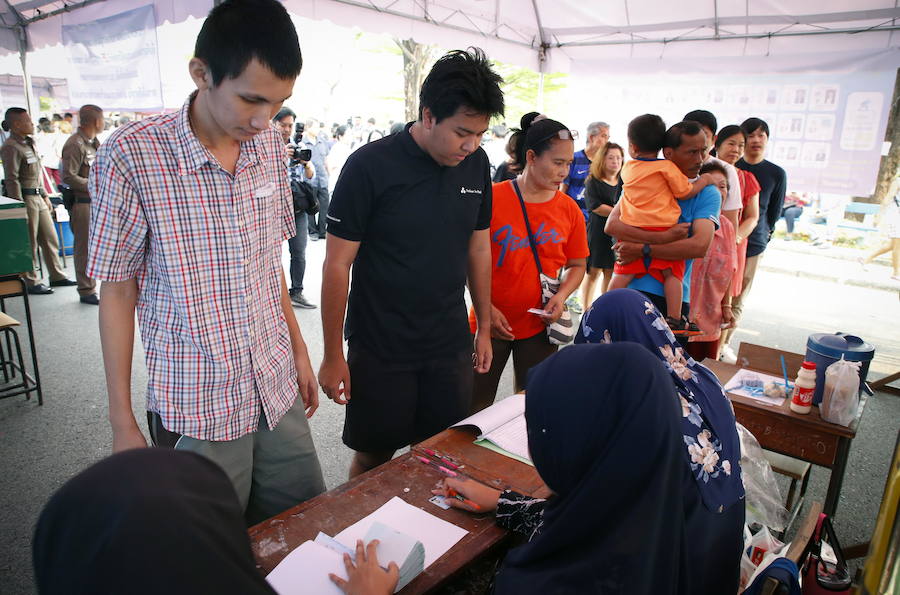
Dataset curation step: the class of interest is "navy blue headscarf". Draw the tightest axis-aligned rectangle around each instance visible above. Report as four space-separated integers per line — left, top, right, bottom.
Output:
495 343 688 594
575 288 745 513
33 449 275 595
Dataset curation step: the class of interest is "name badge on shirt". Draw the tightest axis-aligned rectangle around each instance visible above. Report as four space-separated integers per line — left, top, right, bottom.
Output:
253 182 275 198
26 157 37 164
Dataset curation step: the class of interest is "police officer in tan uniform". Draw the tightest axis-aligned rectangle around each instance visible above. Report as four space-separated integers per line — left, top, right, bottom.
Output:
61 105 103 305
1 107 74 295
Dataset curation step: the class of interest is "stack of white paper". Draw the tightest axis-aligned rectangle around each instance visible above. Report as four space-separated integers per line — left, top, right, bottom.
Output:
363 522 424 591
452 394 532 464
266 497 468 594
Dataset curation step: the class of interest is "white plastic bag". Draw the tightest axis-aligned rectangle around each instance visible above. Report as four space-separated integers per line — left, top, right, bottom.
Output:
737 423 791 531
820 357 860 427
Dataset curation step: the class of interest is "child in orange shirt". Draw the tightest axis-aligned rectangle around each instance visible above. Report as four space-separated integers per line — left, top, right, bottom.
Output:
608 114 714 334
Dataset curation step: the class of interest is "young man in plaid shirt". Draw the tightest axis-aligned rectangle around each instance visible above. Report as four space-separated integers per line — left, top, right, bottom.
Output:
87 0 324 523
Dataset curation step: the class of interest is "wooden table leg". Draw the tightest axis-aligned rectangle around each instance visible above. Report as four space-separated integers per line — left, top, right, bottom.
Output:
870 371 900 396
824 437 851 517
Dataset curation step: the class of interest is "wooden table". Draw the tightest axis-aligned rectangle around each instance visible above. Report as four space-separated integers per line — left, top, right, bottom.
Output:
705 347 867 518
249 427 547 593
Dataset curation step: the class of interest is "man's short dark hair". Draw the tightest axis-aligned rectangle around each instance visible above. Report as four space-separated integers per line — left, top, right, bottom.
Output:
627 114 666 153
741 117 770 137
418 48 504 123
684 110 717 135
79 104 103 124
699 161 728 180
273 107 296 123
194 0 302 86
664 120 704 150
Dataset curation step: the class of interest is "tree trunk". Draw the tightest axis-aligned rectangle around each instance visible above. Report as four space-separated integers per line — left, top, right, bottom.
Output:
396 39 433 123
871 68 900 211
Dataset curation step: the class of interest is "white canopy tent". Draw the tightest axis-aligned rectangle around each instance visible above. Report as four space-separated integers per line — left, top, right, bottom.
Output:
2 1 898 71
1 0 898 193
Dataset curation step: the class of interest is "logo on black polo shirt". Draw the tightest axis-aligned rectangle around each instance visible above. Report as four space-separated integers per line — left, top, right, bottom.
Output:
460 186 482 195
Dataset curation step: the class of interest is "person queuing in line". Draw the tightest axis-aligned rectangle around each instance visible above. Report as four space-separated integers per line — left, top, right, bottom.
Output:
87 0 325 525
686 162 738 362
720 117 786 363
713 125 760 343
340 342 689 594
576 289 745 594
580 141 624 307
60 104 104 306
560 120 609 220
320 48 503 479
1 107 76 295
605 120 721 348
468 115 588 414
606 114 714 335
303 117 332 241
683 110 744 231
273 107 317 309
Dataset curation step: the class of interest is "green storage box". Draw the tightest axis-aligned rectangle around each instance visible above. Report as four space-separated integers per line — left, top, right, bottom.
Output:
0 196 33 277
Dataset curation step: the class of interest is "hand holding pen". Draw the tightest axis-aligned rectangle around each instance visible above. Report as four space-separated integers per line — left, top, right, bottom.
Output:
431 477 501 513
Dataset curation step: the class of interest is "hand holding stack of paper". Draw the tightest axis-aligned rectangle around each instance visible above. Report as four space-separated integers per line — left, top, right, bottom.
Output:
363 522 425 591
266 497 467 594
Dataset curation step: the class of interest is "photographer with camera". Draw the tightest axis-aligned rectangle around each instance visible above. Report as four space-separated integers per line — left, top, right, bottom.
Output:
273 107 317 309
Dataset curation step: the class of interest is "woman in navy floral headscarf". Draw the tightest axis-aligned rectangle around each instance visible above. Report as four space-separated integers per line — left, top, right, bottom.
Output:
576 288 745 594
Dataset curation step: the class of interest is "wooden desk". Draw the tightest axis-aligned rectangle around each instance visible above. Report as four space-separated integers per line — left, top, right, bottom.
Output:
249 428 546 593
705 357 867 517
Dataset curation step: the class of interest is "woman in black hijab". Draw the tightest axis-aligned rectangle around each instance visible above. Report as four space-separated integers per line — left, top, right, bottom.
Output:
33 449 277 595
428 343 688 594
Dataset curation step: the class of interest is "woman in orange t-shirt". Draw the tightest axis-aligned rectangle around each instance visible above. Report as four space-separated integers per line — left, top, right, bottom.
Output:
468 116 589 413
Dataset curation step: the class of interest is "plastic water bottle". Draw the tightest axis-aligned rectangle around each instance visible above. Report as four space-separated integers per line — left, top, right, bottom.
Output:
790 361 817 414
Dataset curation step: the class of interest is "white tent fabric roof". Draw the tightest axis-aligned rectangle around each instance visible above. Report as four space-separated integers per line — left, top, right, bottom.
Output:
2 0 899 71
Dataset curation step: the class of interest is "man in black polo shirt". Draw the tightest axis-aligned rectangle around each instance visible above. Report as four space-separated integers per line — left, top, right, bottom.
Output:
720 117 786 361
320 49 503 478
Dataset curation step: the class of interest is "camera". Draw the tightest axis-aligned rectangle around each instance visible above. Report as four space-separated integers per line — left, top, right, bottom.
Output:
289 122 312 163
290 146 312 162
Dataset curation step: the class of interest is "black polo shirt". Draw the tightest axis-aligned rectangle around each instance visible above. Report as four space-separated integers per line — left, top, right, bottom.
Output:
327 123 492 361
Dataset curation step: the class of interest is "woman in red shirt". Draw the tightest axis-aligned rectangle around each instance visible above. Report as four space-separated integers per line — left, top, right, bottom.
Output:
468 115 589 413
714 125 760 300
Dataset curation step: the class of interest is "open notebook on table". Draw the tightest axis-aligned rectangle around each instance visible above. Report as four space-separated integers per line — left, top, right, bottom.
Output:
266 496 468 594
452 394 532 465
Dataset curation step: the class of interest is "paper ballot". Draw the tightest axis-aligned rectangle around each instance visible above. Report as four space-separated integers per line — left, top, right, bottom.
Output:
452 394 533 465
266 497 467 594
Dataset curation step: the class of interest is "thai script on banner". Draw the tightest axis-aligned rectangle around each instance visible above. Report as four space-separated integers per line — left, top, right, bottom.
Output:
62 4 162 111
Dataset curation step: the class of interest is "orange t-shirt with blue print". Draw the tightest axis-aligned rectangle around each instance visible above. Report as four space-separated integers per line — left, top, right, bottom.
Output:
468 180 589 340
619 158 692 227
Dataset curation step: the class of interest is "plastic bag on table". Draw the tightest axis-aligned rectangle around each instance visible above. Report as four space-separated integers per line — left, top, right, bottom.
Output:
737 423 791 531
820 357 860 427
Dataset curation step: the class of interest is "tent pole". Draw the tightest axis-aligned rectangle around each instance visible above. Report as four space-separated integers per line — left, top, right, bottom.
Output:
19 31 35 116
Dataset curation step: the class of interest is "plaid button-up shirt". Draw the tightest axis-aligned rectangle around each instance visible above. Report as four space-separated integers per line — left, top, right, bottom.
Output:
87 93 297 441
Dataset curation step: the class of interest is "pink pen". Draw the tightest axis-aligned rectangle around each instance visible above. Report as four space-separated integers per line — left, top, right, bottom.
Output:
416 456 458 477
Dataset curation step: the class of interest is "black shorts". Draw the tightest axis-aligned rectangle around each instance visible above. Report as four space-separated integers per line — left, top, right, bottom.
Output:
342 342 473 452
